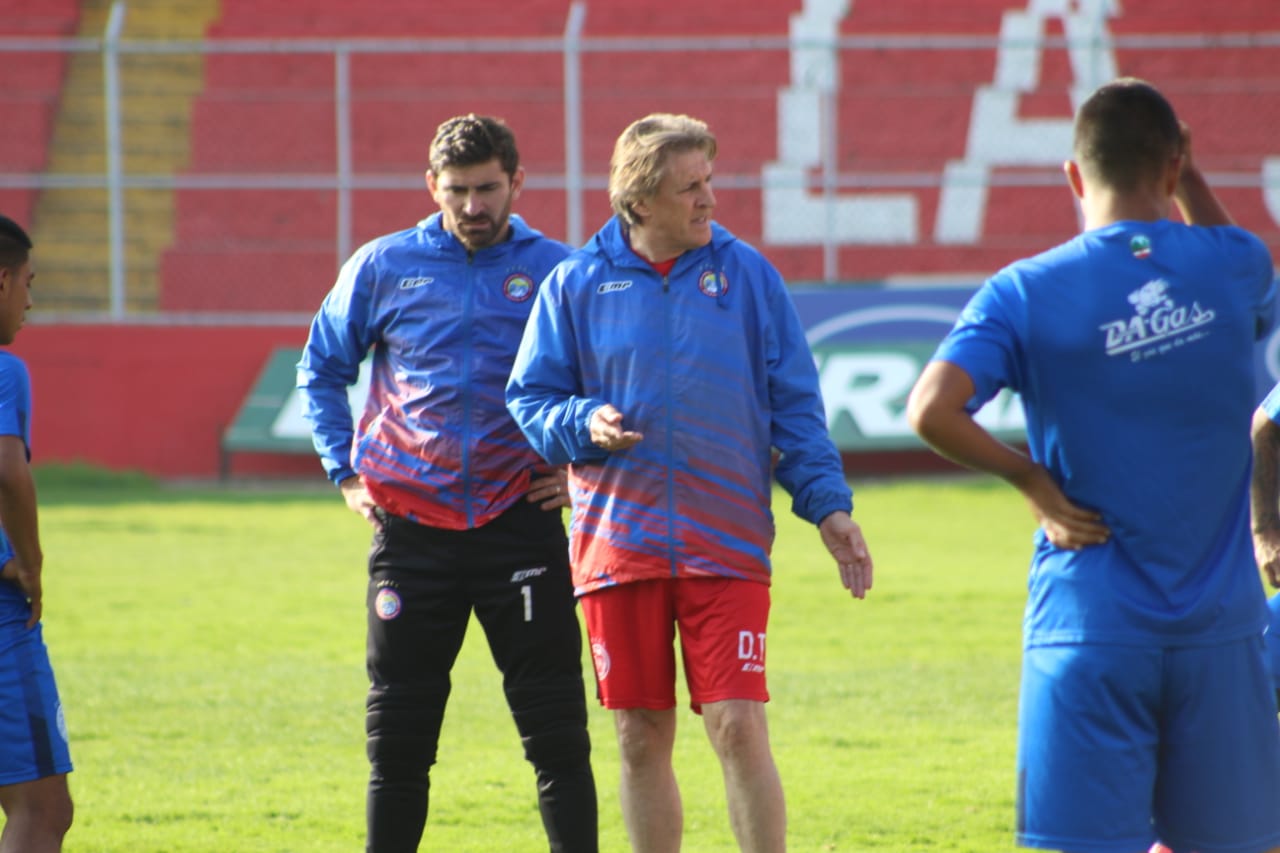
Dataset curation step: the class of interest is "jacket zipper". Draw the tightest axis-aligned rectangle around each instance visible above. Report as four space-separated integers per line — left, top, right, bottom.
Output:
462 252 476 527
663 271 676 577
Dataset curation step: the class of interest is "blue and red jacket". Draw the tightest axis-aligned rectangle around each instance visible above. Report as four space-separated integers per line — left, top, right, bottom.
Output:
506 216 852 594
298 213 571 530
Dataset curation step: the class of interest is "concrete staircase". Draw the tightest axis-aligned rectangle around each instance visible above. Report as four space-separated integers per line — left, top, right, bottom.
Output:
32 0 221 313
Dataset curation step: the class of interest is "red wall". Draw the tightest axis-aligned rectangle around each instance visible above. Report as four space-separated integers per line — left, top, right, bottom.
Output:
11 324 324 480
7 323 957 482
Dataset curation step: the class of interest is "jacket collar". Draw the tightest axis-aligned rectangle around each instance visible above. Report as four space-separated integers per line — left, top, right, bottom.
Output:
417 212 542 258
589 215 734 272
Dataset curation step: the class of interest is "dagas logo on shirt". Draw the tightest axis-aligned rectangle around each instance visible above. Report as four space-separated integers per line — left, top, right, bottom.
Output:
1099 278 1215 360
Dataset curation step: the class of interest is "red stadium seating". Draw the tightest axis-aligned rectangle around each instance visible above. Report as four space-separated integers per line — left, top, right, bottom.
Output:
0 0 80 226
162 0 799 310
821 0 1280 279
0 0 79 35
160 0 1280 310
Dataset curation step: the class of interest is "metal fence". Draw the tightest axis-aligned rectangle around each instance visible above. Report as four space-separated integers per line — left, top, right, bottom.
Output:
3 2 1280 321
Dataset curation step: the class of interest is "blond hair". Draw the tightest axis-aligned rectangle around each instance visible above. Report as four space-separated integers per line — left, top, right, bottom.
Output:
608 114 717 225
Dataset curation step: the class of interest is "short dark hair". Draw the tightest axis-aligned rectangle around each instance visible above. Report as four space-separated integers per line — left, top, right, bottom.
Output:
1073 78 1181 193
428 114 520 178
0 216 32 273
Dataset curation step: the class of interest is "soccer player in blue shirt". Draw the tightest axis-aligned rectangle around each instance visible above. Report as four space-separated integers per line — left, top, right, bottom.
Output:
0 216 73 852
908 79 1280 853
297 116 597 853
1248 389 1280 708
1271 594 1280 708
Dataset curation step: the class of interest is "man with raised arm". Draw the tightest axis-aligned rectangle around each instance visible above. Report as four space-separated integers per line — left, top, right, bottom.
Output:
908 79 1280 853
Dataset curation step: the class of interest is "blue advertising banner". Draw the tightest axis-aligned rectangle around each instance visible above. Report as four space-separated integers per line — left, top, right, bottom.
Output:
792 280 1280 451
227 280 1280 455
792 283 1024 451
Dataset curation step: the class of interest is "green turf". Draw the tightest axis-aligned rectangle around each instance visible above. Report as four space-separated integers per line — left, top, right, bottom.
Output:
29 468 1036 852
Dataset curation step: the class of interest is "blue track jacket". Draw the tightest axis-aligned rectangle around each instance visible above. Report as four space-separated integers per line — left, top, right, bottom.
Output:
298 213 570 529
506 216 852 594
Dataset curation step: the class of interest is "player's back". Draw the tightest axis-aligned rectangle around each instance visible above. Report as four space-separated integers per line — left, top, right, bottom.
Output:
997 217 1274 643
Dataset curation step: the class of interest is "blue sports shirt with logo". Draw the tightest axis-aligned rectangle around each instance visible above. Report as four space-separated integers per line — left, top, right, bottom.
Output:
0 352 33 637
1258 393 1280 690
933 219 1275 646
297 213 571 530
1269 594 1280 691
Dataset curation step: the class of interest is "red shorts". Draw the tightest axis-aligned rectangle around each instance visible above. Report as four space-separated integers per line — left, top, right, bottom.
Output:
580 577 771 713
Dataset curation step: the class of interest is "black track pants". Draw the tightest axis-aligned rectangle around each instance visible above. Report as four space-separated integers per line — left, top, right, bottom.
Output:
364 498 597 853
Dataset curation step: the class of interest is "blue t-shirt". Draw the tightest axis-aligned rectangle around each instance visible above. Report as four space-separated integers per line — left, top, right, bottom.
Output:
0 353 32 632
1269 595 1280 692
1259 387 1280 693
934 218 1275 647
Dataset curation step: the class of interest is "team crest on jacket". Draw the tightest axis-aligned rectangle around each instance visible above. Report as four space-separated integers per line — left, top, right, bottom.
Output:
698 270 728 298
503 273 535 302
374 587 402 621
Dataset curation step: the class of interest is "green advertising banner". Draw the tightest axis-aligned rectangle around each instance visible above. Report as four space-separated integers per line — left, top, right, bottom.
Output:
226 280 1280 459
225 340 1024 457
224 285 1038 457
224 348 370 454
813 341 1025 451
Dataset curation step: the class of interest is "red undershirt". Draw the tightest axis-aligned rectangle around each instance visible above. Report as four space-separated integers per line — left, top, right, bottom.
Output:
646 256 677 277
625 231 677 277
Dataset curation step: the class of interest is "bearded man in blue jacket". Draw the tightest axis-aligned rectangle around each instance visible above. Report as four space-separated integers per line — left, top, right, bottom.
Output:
298 115 597 853
507 113 873 853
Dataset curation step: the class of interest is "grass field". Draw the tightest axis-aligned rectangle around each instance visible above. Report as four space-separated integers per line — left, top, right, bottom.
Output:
30 466 1037 852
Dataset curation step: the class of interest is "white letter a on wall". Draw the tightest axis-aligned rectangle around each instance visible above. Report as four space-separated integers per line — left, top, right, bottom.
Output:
934 0 1118 244
762 0 917 246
